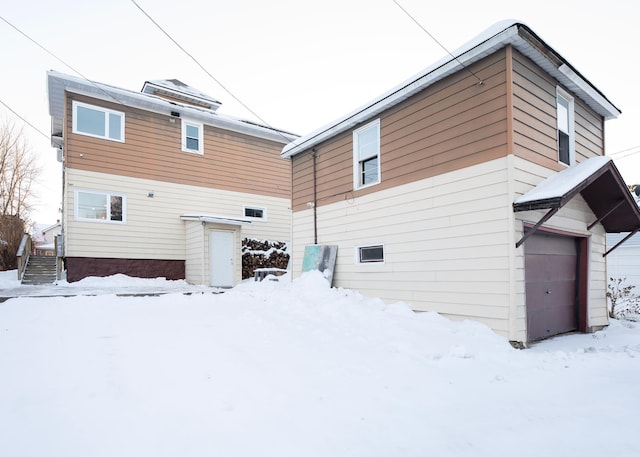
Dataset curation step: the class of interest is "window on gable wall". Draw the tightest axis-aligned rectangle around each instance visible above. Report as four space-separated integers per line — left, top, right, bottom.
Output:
182 120 203 154
72 101 124 142
353 119 381 189
75 189 126 223
556 87 575 166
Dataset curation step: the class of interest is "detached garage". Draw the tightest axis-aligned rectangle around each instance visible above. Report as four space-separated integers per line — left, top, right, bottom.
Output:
514 156 640 343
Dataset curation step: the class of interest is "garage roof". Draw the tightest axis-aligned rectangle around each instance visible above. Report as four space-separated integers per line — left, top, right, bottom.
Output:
513 157 640 253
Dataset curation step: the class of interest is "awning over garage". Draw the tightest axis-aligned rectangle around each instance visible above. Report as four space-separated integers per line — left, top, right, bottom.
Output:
513 156 640 254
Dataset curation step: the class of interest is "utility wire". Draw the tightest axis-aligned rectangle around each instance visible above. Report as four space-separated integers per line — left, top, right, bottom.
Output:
0 15 126 106
391 0 484 85
130 0 294 142
609 145 640 159
0 98 50 141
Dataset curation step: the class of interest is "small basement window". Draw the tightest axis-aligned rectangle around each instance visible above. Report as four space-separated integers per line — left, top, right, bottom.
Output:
244 206 266 219
357 244 384 264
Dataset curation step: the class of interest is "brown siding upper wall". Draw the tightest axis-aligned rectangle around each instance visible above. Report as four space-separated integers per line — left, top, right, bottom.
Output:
292 50 509 212
65 94 291 199
511 49 604 170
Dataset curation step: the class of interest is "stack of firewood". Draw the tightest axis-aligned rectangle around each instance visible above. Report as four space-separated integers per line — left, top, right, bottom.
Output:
241 238 290 279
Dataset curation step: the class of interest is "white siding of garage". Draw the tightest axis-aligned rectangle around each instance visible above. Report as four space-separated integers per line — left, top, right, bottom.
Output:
512 156 608 337
606 233 640 291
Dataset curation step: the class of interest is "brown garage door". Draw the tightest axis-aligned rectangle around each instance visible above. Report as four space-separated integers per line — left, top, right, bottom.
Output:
524 232 578 341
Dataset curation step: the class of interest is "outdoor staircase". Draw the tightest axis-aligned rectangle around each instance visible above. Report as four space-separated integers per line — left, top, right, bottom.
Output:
21 255 57 285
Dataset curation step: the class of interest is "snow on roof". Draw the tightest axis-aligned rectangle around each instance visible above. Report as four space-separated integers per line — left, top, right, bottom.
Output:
281 20 620 159
180 214 252 226
514 156 611 205
141 79 222 110
47 71 297 145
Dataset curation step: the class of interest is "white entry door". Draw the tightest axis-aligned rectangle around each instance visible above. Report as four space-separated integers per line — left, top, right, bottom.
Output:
210 230 234 287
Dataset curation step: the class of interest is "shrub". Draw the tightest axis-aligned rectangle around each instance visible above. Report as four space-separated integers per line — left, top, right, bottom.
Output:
0 215 26 270
607 277 640 321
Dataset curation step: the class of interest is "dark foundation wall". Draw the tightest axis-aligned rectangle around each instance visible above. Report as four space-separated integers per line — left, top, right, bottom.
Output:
65 257 185 283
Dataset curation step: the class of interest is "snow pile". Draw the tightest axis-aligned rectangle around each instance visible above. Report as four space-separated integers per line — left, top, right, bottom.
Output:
1 271 639 456
55 273 194 289
0 268 21 289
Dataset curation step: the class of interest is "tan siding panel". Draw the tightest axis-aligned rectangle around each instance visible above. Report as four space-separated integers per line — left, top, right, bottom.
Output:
292 51 509 213
511 49 605 170
65 94 291 199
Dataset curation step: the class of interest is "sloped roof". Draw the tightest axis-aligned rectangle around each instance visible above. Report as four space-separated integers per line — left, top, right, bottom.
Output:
281 20 620 158
47 71 297 146
513 157 640 234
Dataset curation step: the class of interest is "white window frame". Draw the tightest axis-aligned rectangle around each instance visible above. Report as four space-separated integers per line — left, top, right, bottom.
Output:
556 87 575 166
243 205 267 220
72 101 125 142
182 119 204 154
353 119 381 189
75 189 126 224
355 243 385 265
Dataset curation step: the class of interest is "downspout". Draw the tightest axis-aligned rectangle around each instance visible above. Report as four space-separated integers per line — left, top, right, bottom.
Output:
312 148 318 245
201 220 206 285
59 145 65 280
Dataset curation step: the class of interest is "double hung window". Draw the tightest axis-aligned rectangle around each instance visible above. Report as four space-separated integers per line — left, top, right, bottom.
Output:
556 88 575 166
182 120 203 154
353 119 381 189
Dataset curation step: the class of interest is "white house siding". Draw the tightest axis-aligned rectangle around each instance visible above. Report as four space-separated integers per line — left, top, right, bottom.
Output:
64 168 291 260
512 156 608 333
606 233 640 290
184 220 206 285
291 157 515 336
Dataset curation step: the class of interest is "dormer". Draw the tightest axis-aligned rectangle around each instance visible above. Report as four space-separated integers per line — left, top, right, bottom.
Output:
141 79 222 112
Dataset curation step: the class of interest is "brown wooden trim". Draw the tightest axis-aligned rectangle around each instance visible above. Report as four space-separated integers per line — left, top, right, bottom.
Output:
576 237 589 332
604 228 640 257
516 208 559 248
522 223 585 239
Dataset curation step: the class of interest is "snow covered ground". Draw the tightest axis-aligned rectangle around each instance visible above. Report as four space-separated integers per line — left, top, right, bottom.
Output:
1 269 639 456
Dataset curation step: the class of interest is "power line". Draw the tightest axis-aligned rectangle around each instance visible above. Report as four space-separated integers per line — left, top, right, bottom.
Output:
129 0 293 143
609 145 640 159
0 98 50 141
391 0 484 86
0 14 126 106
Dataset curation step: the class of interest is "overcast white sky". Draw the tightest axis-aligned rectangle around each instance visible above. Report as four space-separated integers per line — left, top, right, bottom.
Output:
2 0 639 224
